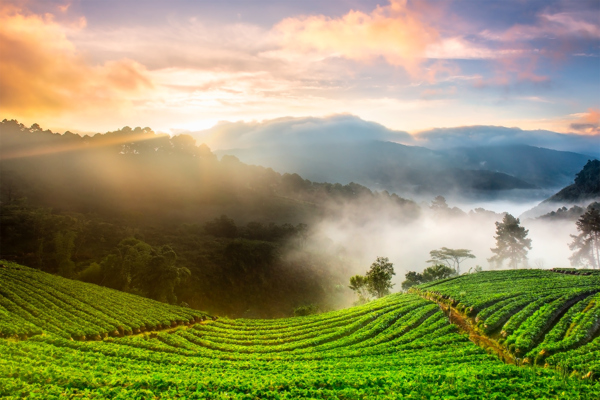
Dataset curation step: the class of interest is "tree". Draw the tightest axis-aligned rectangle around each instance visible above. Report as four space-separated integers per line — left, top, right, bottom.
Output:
488 214 532 269
349 275 370 304
569 208 600 269
401 264 456 290
366 257 395 298
204 215 238 238
401 271 423 290
427 247 475 275
422 264 456 282
349 257 395 302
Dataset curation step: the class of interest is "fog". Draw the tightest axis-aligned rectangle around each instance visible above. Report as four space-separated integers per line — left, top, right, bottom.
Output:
188 115 600 159
301 197 580 290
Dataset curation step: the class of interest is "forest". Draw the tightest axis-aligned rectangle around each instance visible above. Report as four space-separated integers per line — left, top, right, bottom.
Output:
0 119 419 317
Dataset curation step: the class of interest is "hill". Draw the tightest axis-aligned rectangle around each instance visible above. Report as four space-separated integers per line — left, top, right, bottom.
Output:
0 262 209 340
0 119 419 317
197 116 598 197
1 264 599 398
217 142 546 196
522 160 600 218
544 159 600 203
412 269 600 368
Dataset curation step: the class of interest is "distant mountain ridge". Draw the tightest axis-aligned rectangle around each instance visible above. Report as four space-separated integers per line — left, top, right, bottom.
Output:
216 141 592 200
544 159 600 203
521 160 600 219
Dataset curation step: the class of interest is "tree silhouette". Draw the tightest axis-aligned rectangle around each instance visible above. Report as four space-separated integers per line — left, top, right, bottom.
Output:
569 208 600 269
488 214 532 269
349 275 370 304
428 247 475 275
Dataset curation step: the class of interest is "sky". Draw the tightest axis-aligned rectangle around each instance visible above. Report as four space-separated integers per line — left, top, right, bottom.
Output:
1 0 599 138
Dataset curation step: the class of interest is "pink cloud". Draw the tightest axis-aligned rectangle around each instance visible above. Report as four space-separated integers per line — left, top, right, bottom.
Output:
273 0 441 79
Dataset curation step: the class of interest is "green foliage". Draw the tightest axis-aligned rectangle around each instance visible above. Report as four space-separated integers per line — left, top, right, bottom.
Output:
422 264 456 282
401 264 456 290
53 230 77 278
416 269 600 374
365 257 395 298
349 257 396 302
401 271 424 290
293 304 319 317
488 213 532 269
349 275 370 304
1 270 599 398
0 261 208 339
350 257 396 304
0 119 419 317
204 215 238 238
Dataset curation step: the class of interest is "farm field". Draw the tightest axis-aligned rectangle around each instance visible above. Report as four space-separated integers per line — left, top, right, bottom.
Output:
1 262 600 399
414 269 600 376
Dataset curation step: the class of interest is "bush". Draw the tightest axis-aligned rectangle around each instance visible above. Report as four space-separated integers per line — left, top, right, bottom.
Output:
294 304 319 317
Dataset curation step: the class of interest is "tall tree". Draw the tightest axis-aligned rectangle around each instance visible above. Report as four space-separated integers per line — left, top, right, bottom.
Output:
366 257 395 298
569 208 600 269
427 247 475 275
348 275 370 305
349 257 396 301
488 214 532 269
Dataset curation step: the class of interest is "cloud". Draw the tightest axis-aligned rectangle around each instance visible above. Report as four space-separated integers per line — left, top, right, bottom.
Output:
0 5 152 119
273 0 440 79
496 12 600 42
569 108 600 135
413 125 600 157
185 114 413 151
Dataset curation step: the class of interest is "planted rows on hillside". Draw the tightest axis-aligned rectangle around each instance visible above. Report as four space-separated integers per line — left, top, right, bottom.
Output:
2 287 599 398
415 269 600 375
0 262 209 339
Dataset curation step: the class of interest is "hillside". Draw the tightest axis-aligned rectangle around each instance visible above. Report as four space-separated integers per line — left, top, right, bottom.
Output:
1 264 599 398
0 262 209 340
544 159 600 203
522 160 600 218
0 119 419 317
413 270 600 369
216 141 593 199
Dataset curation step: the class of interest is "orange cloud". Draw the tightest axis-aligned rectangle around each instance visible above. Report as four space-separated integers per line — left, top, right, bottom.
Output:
273 0 440 78
0 5 152 119
570 108 600 135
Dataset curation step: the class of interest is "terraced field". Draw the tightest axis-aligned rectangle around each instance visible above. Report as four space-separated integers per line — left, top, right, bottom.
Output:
414 269 600 377
1 262 600 399
0 263 209 340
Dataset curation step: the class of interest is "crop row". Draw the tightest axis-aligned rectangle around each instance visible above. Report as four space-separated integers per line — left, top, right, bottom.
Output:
1 331 599 399
415 269 600 376
0 262 211 339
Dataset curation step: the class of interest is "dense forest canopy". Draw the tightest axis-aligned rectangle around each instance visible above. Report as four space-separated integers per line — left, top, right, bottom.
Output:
0 120 419 317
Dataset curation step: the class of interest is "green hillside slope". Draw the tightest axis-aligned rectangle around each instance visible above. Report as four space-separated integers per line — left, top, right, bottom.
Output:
0 262 209 340
414 270 600 376
1 264 600 399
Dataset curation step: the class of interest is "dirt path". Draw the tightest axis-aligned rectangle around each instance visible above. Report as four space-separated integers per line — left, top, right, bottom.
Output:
421 294 518 365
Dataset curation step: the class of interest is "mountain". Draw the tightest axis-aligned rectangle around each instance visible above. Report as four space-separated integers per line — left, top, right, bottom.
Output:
544 159 600 203
521 160 600 219
188 115 597 200
0 119 419 317
215 141 592 200
442 145 593 189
